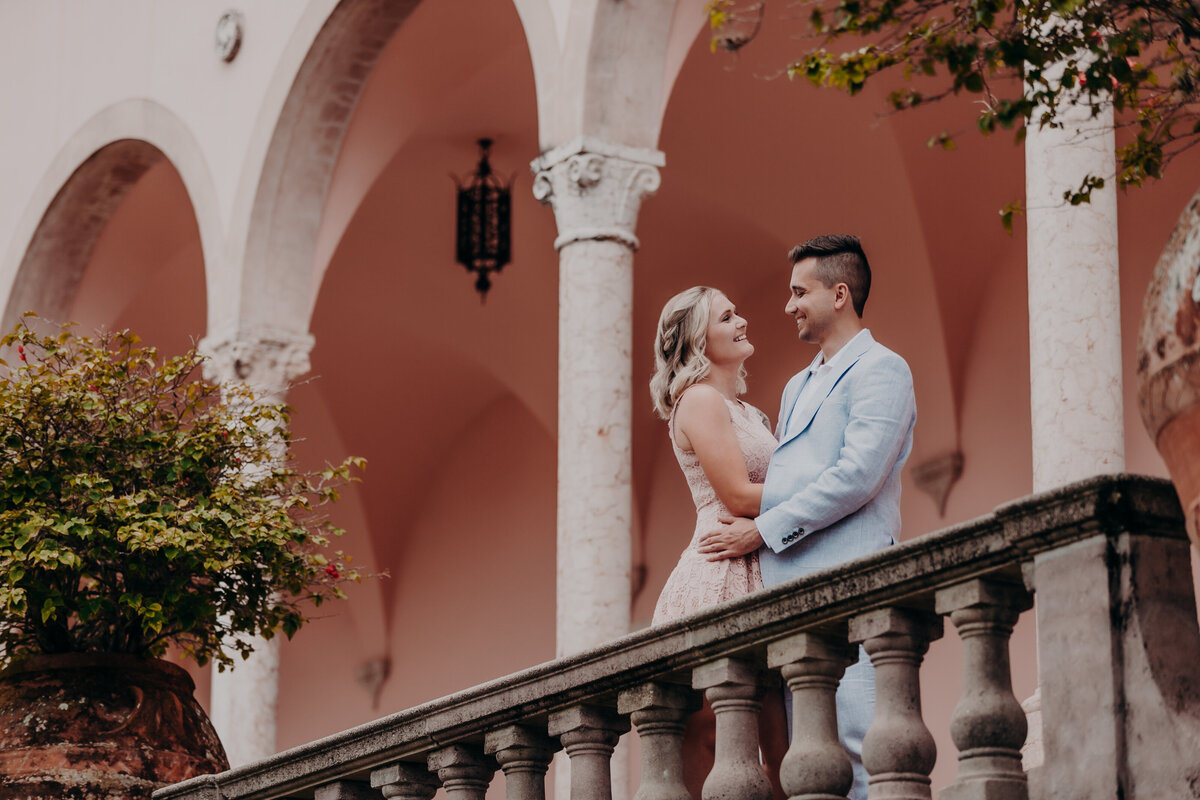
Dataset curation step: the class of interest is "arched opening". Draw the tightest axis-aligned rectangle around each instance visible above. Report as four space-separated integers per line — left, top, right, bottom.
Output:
270 0 554 746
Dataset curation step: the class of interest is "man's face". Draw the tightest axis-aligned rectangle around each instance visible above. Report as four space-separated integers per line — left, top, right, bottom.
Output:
785 258 838 345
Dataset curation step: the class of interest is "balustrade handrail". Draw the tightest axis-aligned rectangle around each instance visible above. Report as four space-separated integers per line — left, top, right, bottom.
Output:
156 474 1192 800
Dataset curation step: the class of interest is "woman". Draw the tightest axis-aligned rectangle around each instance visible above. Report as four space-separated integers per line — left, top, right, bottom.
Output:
650 286 786 800
650 286 776 622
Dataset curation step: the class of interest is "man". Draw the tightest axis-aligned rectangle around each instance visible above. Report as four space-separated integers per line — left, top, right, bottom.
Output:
699 233 917 800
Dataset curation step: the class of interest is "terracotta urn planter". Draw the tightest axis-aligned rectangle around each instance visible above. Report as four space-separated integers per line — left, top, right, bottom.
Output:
1139 188 1200 545
0 653 228 800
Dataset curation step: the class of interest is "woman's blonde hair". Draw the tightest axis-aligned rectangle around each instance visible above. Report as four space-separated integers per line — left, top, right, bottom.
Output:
650 286 747 420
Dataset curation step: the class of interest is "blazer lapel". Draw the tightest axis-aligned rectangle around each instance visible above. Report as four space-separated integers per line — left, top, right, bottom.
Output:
778 332 876 446
776 372 809 440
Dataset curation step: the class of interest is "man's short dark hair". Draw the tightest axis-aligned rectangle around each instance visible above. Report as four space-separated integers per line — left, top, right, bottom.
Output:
788 234 871 317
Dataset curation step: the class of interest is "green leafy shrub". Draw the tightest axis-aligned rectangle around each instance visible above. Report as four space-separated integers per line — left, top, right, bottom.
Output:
0 315 365 670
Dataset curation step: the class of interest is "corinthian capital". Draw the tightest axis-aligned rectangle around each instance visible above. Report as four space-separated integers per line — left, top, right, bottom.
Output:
199 327 315 402
531 138 664 251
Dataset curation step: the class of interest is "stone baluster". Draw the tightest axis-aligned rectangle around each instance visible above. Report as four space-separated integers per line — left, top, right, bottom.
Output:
315 780 379 800
548 705 630 800
848 608 944 800
692 657 773 800
935 579 1032 800
766 631 858 800
429 745 497 800
617 682 698 800
370 762 440 800
485 725 558 800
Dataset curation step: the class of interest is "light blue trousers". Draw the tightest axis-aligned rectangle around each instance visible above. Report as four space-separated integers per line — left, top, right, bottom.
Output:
784 645 875 800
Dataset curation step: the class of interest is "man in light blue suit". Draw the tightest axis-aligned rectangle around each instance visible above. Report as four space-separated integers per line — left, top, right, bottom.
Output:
700 234 916 800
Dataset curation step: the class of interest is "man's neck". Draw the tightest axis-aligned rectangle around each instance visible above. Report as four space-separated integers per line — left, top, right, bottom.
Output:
818 324 864 363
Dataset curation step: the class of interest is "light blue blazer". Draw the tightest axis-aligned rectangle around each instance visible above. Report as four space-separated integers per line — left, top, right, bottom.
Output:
757 330 916 588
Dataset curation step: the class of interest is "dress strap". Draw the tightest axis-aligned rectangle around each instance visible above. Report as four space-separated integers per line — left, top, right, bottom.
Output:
668 395 681 447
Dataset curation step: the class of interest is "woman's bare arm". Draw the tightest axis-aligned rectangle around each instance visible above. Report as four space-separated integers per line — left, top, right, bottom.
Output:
674 385 763 517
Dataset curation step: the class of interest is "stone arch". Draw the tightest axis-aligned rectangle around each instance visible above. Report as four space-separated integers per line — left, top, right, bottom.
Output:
511 0 700 150
1 99 220 329
220 0 425 342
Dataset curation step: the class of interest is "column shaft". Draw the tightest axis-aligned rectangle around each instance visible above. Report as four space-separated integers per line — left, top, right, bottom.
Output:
208 637 279 765
200 329 313 766
532 141 662 659
1025 67 1123 491
556 239 635 653
533 141 662 800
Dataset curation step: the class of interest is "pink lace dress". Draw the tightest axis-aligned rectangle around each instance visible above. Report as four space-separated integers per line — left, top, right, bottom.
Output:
652 394 778 624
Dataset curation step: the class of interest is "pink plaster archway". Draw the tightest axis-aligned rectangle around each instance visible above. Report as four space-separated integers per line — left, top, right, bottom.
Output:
2 100 220 330
227 0 425 339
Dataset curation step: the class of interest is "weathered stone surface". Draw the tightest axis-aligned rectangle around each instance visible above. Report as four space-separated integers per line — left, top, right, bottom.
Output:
0 654 227 800
1026 63 1123 492
154 476 1185 800
369 762 438 800
1138 187 1200 546
548 705 627 800
850 608 942 800
768 632 856 800
1032 530 1200 799
936 579 1030 800
314 780 378 800
484 725 556 800
693 659 770 800
533 142 663 664
618 683 695 800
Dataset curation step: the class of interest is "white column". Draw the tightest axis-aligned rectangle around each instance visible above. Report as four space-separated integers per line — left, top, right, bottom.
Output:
531 139 662 657
1022 47 1125 774
532 138 663 800
1025 69 1124 492
199 329 315 766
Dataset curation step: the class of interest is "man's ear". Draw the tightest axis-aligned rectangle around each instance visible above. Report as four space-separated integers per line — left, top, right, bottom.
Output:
833 283 851 310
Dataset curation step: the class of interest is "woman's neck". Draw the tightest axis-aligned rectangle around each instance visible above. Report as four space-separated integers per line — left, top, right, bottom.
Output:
702 364 741 402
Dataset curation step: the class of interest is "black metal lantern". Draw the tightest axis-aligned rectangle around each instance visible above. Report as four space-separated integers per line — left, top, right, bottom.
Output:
455 139 512 301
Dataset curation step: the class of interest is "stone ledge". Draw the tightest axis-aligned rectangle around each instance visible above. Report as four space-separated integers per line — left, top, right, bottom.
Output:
155 474 1182 800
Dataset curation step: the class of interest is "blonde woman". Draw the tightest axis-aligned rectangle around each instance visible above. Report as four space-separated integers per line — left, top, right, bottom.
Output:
650 286 786 800
651 286 776 621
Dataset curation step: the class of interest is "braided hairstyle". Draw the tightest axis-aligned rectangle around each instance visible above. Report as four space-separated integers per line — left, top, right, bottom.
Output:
650 286 747 419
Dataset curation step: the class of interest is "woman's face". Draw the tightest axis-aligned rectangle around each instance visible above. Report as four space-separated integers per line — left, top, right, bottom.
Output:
703 292 753 367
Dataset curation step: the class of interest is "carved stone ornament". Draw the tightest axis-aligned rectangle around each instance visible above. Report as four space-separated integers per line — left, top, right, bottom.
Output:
199 329 315 400
215 11 244 63
530 138 664 251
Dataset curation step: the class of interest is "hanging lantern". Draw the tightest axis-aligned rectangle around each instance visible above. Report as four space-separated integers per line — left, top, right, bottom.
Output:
455 139 512 301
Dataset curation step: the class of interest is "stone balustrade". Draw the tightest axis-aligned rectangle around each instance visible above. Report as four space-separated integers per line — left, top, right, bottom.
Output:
155 475 1200 800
